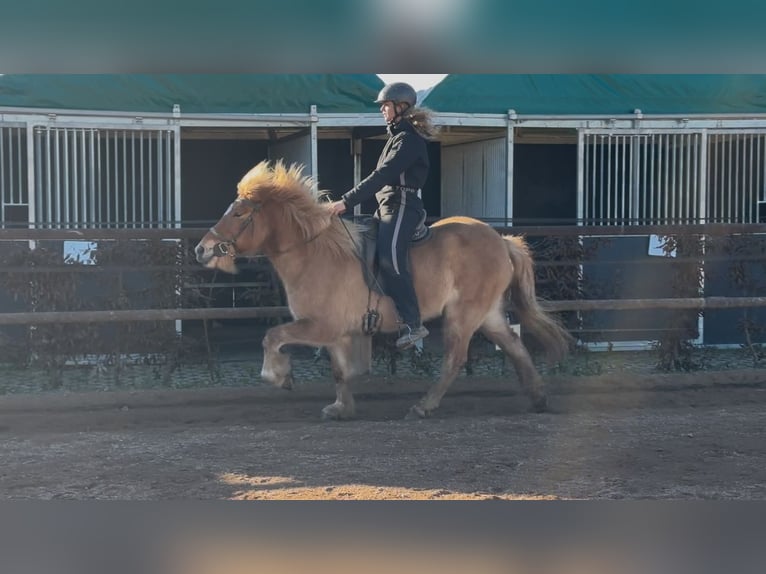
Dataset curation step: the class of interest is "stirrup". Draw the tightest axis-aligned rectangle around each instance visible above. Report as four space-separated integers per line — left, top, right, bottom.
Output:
396 325 429 350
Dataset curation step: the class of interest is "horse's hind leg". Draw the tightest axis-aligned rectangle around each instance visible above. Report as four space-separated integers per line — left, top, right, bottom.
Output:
322 333 372 421
407 310 479 419
480 310 548 412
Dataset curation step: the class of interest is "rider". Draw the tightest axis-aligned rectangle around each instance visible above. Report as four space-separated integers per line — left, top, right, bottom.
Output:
327 81 437 350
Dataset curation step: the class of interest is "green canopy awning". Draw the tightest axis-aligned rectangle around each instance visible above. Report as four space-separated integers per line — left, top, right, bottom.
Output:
422 74 766 115
0 74 385 114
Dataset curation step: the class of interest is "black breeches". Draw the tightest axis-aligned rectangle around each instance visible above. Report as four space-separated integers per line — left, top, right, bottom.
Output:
375 190 424 326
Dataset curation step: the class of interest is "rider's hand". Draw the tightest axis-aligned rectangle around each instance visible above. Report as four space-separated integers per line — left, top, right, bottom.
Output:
327 200 347 216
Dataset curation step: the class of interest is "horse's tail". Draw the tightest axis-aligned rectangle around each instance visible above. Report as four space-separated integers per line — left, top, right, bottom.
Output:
502 235 574 363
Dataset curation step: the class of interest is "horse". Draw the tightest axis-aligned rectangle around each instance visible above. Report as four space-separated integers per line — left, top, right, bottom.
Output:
195 160 573 420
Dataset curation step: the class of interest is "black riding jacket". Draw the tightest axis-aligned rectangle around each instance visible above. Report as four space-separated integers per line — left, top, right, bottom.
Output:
341 119 429 209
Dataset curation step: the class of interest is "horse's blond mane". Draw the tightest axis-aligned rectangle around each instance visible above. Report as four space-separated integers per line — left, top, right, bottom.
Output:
236 160 360 259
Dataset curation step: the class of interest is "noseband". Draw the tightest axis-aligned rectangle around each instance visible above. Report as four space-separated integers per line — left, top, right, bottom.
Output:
208 198 261 258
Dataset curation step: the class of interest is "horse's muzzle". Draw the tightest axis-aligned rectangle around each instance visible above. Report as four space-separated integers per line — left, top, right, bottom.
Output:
195 241 212 264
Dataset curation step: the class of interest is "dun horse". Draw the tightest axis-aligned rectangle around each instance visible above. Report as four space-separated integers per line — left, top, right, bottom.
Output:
195 160 572 420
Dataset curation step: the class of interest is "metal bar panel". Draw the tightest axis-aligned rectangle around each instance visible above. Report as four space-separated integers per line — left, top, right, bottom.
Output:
649 134 655 224
746 134 752 222
26 124 35 242
758 135 763 207
657 134 663 223
89 129 96 227
73 129 80 223
34 128 42 223
166 130 173 228
0 128 5 210
8 128 15 205
112 131 119 225
17 127 24 205
599 136 604 223
80 129 87 224
131 131 136 228
7 128 15 206
54 129 61 225
691 134 698 221
713 134 719 222
163 130 168 227
606 135 612 222
173 127 181 230
506 120 514 225
663 133 670 223
735 134 741 222
105 131 111 226
685 133 692 222
699 131 708 224
146 135 158 228
641 135 647 222
619 135 624 222
310 105 319 195
165 129 170 227
162 130 168 227
157 130 164 225
584 130 589 225
63 129 71 228
672 132 678 222
0 128 6 207
727 136 733 222
684 133 689 222
138 131 148 227
122 130 128 226
44 128 52 223
96 130 102 225
630 135 638 222
591 134 597 223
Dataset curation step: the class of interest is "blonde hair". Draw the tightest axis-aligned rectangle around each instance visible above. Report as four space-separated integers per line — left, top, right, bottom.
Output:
403 106 440 140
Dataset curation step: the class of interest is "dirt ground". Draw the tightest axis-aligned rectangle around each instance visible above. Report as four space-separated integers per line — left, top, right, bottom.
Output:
1 368 765 500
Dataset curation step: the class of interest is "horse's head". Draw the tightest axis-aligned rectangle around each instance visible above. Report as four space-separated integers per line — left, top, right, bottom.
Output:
194 196 264 273
195 160 331 274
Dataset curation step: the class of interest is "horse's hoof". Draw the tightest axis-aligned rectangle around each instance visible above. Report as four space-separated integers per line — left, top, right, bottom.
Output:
321 403 353 421
279 374 294 391
529 395 548 413
405 405 429 420
321 408 338 421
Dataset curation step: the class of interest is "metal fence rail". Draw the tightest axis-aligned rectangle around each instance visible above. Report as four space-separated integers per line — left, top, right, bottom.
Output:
3 297 766 326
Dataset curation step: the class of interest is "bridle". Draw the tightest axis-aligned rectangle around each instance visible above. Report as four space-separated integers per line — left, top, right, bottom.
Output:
207 196 327 259
208 198 261 258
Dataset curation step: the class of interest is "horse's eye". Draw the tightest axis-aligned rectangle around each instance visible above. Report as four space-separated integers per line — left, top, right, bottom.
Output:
233 211 244 218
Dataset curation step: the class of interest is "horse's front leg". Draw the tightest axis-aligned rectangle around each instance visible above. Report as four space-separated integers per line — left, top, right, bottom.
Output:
261 319 335 390
321 333 372 421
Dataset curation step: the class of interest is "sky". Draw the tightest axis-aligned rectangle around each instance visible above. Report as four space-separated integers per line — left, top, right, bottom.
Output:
377 74 447 92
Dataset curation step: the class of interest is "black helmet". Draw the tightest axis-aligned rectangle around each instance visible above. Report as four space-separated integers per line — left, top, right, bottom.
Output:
374 82 417 108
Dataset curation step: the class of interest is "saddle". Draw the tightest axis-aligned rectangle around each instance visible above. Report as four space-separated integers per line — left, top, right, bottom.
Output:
355 211 431 295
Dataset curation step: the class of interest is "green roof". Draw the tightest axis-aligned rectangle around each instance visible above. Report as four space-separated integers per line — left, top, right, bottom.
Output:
422 74 766 115
0 74 384 114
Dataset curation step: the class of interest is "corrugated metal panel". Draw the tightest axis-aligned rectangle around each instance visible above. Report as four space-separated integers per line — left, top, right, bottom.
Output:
440 138 506 222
